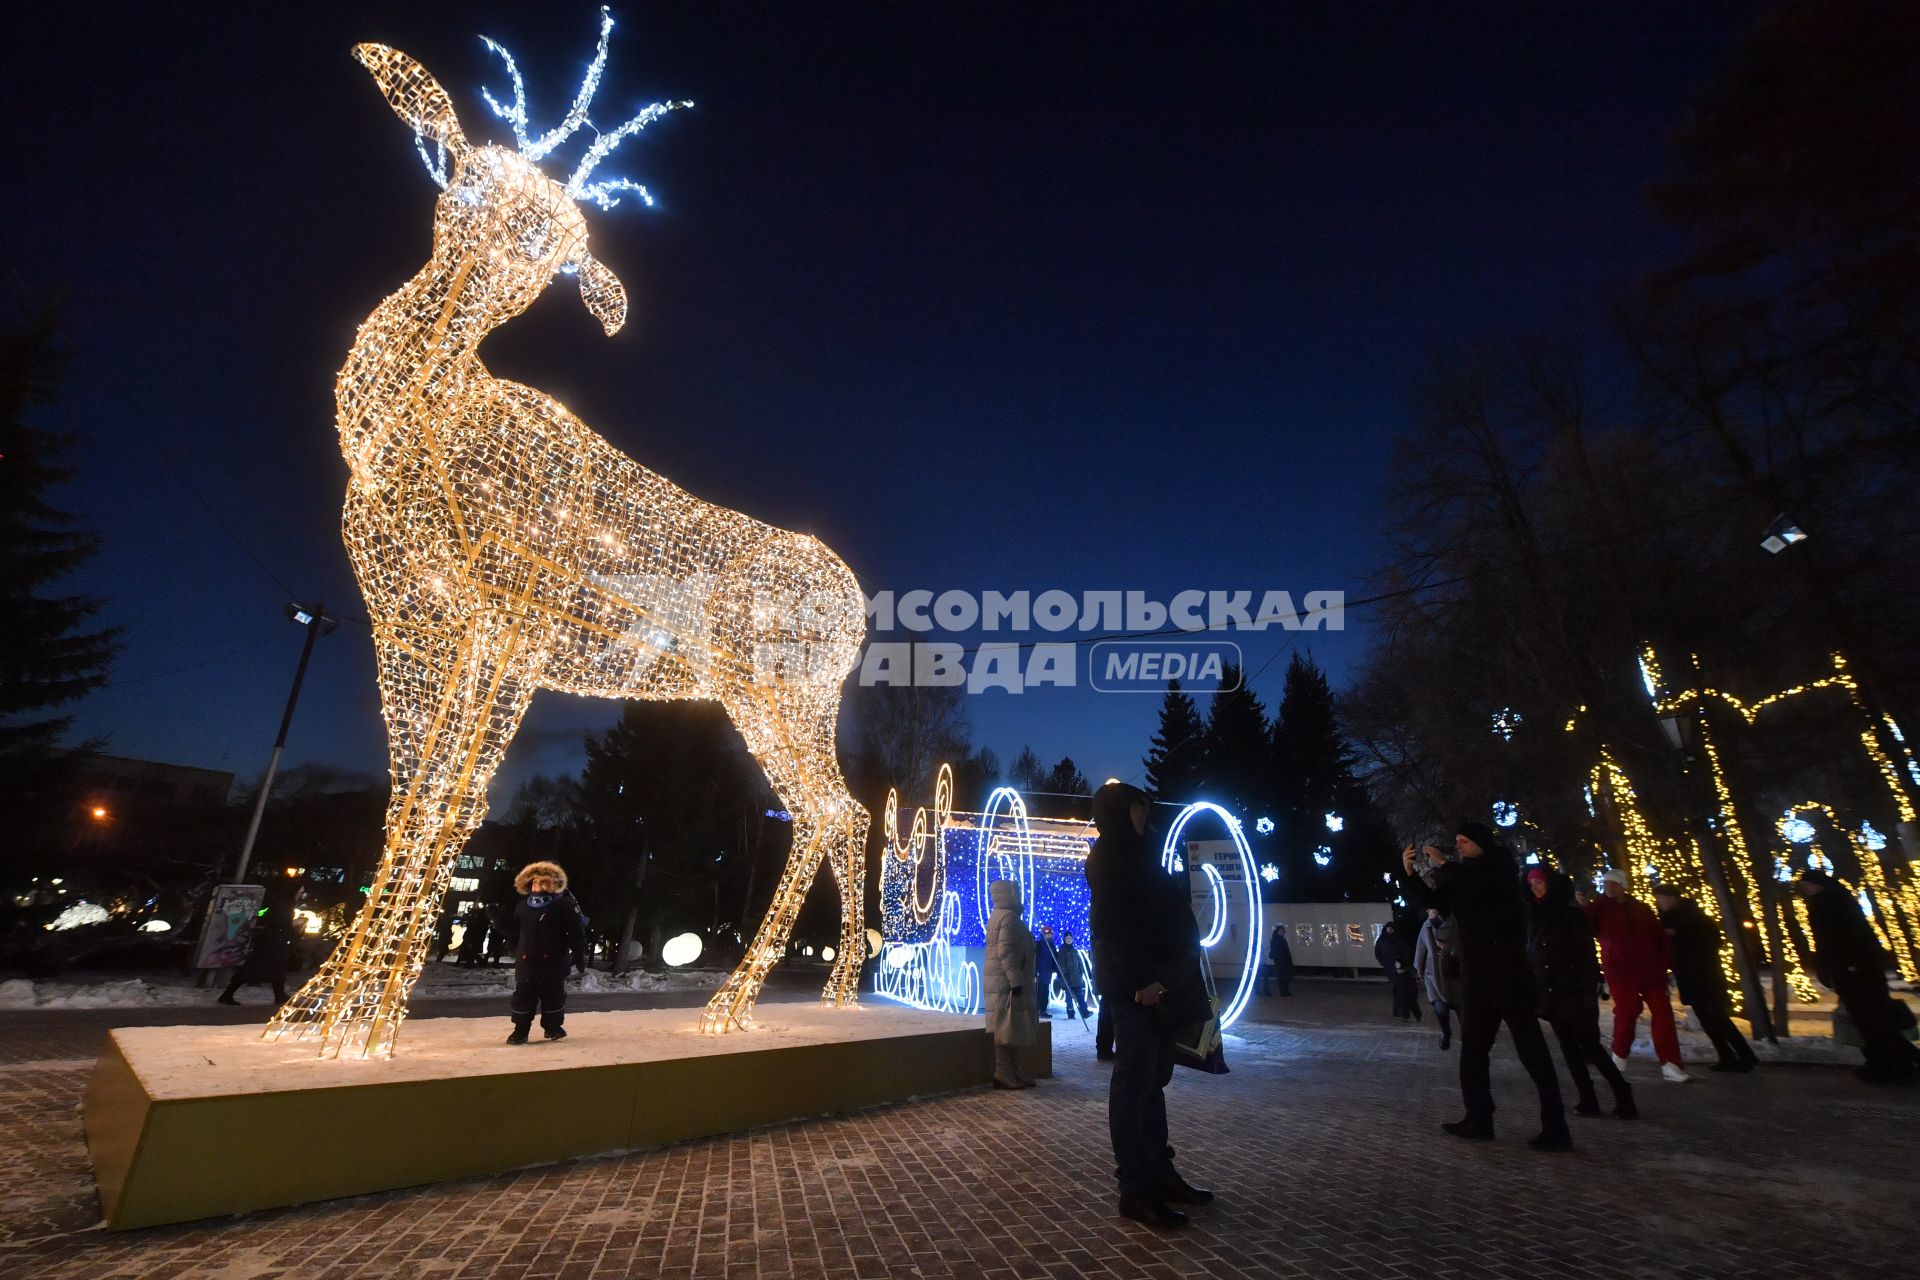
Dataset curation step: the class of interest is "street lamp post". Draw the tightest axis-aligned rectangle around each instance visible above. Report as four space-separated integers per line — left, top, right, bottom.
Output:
231 603 338 884
1659 707 1777 1042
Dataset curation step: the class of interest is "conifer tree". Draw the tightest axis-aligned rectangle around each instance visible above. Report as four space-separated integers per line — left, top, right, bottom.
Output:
1 311 119 865
1141 679 1206 804
1201 665 1270 819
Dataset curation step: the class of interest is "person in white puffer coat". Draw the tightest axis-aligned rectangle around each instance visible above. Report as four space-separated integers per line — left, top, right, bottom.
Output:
984 877 1038 1088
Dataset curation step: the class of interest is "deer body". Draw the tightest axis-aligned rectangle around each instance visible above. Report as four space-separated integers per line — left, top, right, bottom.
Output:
267 40 869 1058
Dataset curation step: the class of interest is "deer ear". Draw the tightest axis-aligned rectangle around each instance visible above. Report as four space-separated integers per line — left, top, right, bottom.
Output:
575 252 628 336
352 43 469 160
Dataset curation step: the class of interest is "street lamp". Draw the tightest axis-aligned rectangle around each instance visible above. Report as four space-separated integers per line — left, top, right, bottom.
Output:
230 603 338 884
1657 707 1779 1040
1759 513 1807 555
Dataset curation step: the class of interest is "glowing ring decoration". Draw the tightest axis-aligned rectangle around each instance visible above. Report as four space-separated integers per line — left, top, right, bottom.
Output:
974 785 1037 939
1160 801 1264 1030
1198 863 1229 948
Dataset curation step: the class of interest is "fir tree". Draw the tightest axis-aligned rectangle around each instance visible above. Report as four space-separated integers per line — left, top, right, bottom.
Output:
1201 664 1270 819
1 311 119 864
1270 653 1394 900
1142 679 1207 804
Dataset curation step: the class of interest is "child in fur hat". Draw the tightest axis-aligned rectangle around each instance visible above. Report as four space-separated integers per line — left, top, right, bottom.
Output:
505 860 587 1044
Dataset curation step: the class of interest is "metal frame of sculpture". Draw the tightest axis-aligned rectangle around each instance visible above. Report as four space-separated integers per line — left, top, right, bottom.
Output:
268 12 869 1058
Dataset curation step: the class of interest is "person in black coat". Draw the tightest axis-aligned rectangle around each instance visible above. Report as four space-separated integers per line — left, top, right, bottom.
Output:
1035 925 1060 1020
1402 822 1570 1150
457 904 490 967
217 887 295 1007
1086 781 1212 1230
1525 866 1636 1117
1797 870 1919 1083
1373 920 1422 1020
504 859 587 1044
1269 925 1294 997
1654 886 1757 1073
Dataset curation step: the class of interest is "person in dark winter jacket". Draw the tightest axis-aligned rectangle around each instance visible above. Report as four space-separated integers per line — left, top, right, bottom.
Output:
1053 929 1091 1021
1653 886 1757 1073
504 860 587 1044
1526 866 1637 1118
1413 908 1461 1049
217 889 295 1007
1580 870 1689 1081
1035 925 1060 1021
1797 870 1920 1084
457 904 490 967
1086 781 1213 1230
1402 821 1570 1150
1373 920 1422 1021
1269 925 1294 996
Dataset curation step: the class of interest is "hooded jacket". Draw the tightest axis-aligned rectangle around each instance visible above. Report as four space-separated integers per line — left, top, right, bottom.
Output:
1409 839 1534 1010
1085 782 1199 998
509 890 586 974
1524 868 1603 1025
1373 923 1414 976
984 878 1037 1046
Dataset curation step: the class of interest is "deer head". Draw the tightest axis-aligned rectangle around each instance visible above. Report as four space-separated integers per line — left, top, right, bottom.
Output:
351 9 688 337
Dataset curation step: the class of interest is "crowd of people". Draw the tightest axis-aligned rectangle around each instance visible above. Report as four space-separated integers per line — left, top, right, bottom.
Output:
1380 822 1918 1151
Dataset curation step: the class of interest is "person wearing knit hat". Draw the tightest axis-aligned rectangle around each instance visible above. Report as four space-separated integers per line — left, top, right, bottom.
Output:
1399 821 1571 1150
1579 870 1689 1082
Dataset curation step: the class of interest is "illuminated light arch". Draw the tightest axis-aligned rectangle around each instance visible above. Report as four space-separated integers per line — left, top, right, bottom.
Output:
266 16 868 1058
1160 801 1265 1029
975 786 1038 939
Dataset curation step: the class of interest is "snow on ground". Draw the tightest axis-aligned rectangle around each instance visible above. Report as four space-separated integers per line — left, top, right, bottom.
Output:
0 960 723 1010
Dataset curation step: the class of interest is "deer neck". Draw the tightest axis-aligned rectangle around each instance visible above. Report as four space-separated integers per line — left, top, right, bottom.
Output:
338 253 508 480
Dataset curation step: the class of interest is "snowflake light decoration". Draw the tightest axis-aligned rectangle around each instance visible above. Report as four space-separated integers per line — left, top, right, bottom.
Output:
267 14 867 1058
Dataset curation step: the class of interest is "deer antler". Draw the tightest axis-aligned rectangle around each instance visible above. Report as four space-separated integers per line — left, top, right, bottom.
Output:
480 6 617 161
567 100 692 209
474 6 690 212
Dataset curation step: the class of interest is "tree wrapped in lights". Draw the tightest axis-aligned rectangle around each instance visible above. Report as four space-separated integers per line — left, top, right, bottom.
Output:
268 11 869 1057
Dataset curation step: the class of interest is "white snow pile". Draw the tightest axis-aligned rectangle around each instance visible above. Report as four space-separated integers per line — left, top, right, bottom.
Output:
0 963 724 1009
2 976 210 1009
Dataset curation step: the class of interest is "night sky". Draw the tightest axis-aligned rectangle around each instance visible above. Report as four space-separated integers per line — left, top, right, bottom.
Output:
5 2 1762 803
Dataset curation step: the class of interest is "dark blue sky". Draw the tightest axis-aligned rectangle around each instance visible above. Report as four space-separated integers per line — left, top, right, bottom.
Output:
5 2 1761 802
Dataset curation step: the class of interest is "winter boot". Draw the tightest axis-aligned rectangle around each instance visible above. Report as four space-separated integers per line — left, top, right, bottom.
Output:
993 1046 1028 1089
1010 1047 1037 1087
1573 1088 1603 1118
506 1026 529 1046
1613 1082 1638 1119
1527 1127 1573 1152
1441 1117 1494 1141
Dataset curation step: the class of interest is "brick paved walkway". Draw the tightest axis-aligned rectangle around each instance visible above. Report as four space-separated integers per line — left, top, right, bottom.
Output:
1 981 1914 1279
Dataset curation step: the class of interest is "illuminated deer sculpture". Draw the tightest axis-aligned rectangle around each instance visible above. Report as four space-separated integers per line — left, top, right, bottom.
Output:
267 12 870 1057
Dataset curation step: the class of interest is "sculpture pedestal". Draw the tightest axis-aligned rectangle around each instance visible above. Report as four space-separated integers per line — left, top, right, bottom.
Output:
82 1004 1050 1229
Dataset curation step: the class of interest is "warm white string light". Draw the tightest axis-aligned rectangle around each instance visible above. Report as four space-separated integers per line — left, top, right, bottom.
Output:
266 24 865 1059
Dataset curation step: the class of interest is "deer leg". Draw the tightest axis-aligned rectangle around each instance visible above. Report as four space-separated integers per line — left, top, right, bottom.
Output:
821 774 872 1008
267 615 540 1057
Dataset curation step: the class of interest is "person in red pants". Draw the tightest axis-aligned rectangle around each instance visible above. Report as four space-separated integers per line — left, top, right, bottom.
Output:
1579 870 1692 1083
